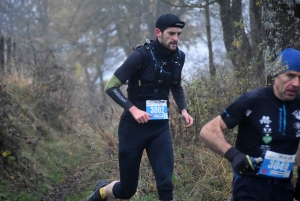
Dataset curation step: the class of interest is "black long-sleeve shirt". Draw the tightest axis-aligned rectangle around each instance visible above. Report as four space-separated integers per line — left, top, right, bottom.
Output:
105 39 188 122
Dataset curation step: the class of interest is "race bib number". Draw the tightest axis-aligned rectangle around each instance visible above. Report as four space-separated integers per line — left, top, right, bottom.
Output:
258 151 295 178
146 100 168 120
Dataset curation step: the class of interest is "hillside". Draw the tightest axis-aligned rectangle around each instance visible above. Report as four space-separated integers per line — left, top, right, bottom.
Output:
0 77 120 200
1 70 281 201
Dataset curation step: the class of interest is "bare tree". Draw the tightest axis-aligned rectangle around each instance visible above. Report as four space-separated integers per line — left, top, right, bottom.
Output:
0 37 4 76
249 0 263 85
205 0 216 76
217 0 252 72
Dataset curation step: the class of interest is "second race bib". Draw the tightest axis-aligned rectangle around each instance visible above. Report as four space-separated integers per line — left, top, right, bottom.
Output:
258 151 295 178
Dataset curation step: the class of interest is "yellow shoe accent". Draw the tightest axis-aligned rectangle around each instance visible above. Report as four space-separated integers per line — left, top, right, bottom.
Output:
99 187 107 199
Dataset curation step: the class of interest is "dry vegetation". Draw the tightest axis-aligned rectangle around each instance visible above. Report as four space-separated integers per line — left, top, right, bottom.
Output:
0 60 264 201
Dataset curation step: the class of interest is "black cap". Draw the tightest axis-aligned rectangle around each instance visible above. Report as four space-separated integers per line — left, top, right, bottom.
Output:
155 13 185 30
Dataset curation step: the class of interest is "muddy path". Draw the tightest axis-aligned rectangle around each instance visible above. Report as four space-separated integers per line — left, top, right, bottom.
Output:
44 165 95 201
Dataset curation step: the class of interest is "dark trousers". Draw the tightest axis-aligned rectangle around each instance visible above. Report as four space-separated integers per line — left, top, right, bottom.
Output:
113 119 174 200
231 174 294 201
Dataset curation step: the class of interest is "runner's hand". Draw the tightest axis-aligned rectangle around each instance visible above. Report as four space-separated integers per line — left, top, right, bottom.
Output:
224 147 255 174
129 106 151 124
181 109 193 128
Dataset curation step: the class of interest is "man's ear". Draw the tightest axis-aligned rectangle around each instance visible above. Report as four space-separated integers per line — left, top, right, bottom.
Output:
155 28 161 38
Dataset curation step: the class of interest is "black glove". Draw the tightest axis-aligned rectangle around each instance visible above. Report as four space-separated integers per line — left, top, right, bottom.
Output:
295 166 300 200
224 147 255 174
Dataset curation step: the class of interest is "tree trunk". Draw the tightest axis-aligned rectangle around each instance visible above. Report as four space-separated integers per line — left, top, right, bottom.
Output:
205 0 216 77
217 0 252 75
249 0 264 86
13 42 17 64
218 0 235 65
261 0 300 76
7 37 12 75
0 37 4 77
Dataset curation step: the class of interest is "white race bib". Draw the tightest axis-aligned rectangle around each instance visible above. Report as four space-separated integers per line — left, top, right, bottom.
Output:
258 151 295 178
146 100 168 120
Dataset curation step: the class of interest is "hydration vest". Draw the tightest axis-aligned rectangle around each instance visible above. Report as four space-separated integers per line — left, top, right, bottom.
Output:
127 39 185 111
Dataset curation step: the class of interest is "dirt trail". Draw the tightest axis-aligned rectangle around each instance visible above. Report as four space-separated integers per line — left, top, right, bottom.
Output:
44 166 90 201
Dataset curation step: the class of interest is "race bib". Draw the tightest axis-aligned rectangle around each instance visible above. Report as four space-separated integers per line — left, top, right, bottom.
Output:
258 151 295 178
146 100 168 120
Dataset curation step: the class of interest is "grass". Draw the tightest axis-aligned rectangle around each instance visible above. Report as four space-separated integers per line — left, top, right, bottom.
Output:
0 78 105 199
0 67 268 200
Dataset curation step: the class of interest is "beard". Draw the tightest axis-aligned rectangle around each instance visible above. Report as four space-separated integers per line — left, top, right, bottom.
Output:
160 36 177 52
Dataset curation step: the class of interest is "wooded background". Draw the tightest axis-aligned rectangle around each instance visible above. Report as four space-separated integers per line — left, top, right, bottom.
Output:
1 0 300 89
